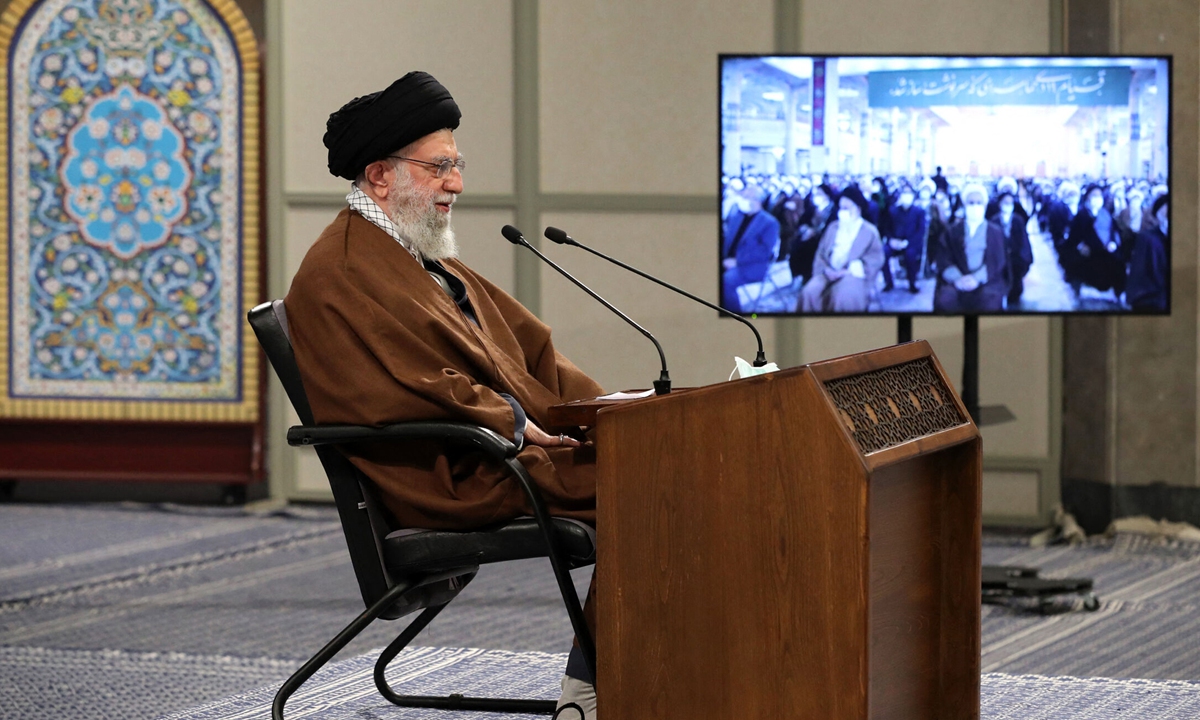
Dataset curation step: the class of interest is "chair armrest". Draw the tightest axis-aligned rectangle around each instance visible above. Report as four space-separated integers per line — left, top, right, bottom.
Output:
287 421 517 460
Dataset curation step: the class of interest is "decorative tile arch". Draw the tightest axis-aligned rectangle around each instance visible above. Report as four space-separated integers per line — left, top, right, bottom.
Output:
0 0 259 421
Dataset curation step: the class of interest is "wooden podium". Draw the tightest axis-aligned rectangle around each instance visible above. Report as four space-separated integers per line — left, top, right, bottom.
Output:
583 341 981 719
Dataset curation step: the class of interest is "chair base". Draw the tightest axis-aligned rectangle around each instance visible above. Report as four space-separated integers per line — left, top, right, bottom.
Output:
274 574 567 719
385 695 557 714
372 602 560 715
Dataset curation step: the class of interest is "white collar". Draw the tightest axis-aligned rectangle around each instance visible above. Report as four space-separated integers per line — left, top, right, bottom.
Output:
345 184 422 263
836 215 863 238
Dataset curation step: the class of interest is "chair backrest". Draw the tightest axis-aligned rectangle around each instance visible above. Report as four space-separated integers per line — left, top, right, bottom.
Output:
248 300 392 608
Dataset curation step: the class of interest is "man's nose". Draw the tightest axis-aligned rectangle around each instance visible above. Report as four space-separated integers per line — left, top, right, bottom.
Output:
442 169 464 194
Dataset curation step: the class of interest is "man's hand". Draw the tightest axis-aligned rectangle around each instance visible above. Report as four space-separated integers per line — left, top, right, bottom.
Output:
1076 242 1092 257
723 258 738 270
824 268 845 281
524 421 581 448
955 275 980 292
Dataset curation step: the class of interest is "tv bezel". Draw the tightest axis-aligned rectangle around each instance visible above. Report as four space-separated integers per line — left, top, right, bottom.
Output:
717 52 1174 318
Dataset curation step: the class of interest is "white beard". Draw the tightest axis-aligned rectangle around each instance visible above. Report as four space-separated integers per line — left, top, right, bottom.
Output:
386 172 458 260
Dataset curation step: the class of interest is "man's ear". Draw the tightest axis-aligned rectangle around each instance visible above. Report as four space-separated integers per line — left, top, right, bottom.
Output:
362 160 392 196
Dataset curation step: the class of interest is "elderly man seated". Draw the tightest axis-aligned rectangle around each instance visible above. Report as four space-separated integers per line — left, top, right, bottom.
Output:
933 182 1010 312
284 72 601 718
799 185 884 312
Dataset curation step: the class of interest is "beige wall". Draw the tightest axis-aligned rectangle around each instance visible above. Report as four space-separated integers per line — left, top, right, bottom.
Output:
1114 0 1199 488
537 0 775 391
540 1 773 196
281 0 514 196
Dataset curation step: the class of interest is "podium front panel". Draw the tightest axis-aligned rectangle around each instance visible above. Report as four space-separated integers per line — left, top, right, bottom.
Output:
593 341 980 720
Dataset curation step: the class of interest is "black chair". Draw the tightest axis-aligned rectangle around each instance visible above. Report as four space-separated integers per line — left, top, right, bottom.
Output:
248 300 596 719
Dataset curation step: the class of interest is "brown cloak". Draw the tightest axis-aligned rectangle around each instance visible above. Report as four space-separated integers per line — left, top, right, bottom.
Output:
285 208 603 530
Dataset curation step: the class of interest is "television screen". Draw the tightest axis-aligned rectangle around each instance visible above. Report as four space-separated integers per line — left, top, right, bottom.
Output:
719 55 1171 316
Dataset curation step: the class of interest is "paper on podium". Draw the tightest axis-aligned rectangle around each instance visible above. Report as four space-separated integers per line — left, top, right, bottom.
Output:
596 389 655 401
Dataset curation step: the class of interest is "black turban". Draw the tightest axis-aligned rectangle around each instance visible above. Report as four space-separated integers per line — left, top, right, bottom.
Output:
1081 183 1105 201
1152 192 1169 217
323 71 461 181
838 184 871 218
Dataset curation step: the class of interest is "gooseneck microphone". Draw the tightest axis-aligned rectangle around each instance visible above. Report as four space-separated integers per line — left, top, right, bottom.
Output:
501 225 671 395
544 226 768 367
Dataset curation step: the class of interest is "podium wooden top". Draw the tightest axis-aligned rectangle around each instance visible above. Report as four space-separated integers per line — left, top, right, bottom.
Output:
549 341 951 425
549 341 978 468
547 388 697 427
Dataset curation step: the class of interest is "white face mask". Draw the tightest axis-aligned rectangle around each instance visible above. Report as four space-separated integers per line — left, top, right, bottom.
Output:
964 205 986 226
1088 197 1104 215
812 194 829 210
1158 209 1169 234
898 193 914 207
735 197 752 213
999 205 1014 220
837 209 855 225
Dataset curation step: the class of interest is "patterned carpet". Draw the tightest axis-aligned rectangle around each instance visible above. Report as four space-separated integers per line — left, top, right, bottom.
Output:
981 534 1200 679
2 503 1200 719
161 647 1200 720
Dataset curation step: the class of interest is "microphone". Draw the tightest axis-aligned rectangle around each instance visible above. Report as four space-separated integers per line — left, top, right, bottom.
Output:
500 225 671 395
543 226 768 367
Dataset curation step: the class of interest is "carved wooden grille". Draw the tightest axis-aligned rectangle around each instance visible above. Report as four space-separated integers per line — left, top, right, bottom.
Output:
823 358 967 454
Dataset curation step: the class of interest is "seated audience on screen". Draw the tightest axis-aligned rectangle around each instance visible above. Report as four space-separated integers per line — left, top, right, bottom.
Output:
994 191 1033 309
789 182 835 284
1116 186 1147 241
1017 180 1040 232
986 177 1028 227
916 182 934 212
933 183 1009 312
1127 194 1169 312
883 182 927 293
722 184 781 312
771 180 806 263
721 176 745 220
1065 184 1127 298
1143 183 1169 232
925 190 953 280
800 185 884 312
1047 181 1080 263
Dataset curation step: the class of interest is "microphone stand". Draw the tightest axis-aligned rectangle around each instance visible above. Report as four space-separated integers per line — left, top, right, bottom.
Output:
544 226 768 367
501 226 671 395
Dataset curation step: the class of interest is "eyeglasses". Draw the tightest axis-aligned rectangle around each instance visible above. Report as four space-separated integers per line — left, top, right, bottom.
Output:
389 155 467 178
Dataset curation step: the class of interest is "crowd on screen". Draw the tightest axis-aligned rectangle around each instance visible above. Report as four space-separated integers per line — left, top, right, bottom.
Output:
720 168 1170 314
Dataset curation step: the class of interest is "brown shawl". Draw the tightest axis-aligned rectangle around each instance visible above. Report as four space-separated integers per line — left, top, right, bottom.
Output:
285 208 603 529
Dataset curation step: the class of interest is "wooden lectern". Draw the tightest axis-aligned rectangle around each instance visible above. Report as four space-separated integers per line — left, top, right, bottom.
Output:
570 341 981 719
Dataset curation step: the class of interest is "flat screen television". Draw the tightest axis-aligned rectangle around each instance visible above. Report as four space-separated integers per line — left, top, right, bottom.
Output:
718 54 1171 316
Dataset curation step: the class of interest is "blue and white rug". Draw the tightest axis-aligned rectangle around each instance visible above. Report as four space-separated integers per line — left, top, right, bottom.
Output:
156 646 1200 720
